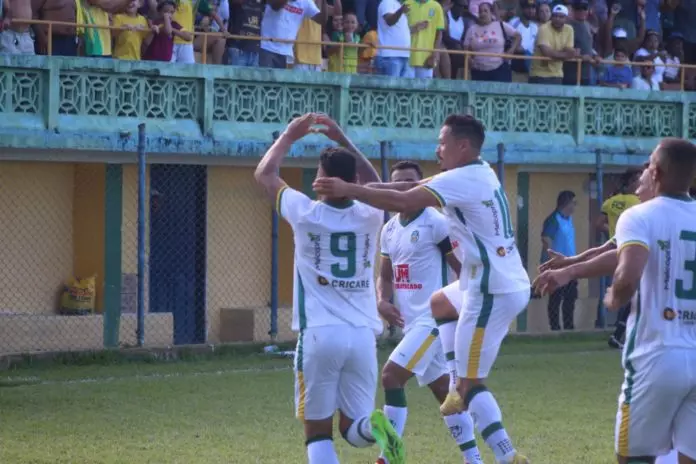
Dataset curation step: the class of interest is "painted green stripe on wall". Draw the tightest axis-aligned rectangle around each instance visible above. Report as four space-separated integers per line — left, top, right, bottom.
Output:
103 164 123 348
516 172 529 333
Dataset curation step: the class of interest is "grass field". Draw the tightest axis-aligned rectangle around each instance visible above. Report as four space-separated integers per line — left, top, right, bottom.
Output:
0 334 623 464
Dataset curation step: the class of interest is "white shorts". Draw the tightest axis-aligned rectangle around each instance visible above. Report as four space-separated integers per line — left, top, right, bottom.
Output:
387 325 447 387
655 449 678 464
615 348 696 459
455 289 529 379
295 325 377 421
442 281 464 314
170 43 196 64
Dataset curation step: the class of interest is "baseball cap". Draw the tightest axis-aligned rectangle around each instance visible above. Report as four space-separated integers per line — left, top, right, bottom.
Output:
612 28 628 38
552 4 569 15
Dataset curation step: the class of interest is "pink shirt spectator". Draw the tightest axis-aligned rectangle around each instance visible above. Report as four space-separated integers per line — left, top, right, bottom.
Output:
143 20 182 61
463 21 516 71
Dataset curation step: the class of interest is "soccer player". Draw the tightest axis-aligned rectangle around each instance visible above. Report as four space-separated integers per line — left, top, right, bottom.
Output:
535 139 696 464
314 114 531 464
254 113 405 464
376 161 483 464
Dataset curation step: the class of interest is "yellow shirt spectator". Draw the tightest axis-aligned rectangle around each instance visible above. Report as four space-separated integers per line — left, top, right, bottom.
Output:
113 14 150 60
360 30 378 65
77 0 111 56
174 0 194 45
294 18 322 67
601 193 640 237
530 22 573 78
406 0 444 68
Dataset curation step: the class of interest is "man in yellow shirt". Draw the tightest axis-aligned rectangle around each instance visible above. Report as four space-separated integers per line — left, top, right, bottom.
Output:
406 0 443 79
172 0 195 63
529 4 576 85
78 0 131 58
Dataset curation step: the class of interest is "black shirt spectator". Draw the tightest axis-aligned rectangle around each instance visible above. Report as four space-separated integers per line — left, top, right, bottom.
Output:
227 0 264 66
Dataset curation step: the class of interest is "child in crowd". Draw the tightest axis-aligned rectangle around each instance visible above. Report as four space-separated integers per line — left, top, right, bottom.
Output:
143 0 193 62
599 48 633 88
326 12 360 73
112 0 155 60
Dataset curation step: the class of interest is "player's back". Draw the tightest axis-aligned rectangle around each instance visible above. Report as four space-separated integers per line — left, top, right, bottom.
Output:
620 196 696 363
425 160 530 294
278 187 384 334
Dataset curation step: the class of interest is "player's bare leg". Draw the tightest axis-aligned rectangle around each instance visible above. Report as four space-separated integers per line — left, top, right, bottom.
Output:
431 290 463 414
304 417 340 464
678 453 696 464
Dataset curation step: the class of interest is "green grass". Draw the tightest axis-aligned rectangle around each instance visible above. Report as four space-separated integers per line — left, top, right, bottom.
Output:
0 334 622 464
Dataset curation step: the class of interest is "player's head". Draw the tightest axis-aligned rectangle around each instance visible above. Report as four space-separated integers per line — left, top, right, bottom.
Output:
317 147 357 189
390 161 423 183
556 190 576 216
648 138 696 196
635 162 656 202
620 167 642 194
437 114 486 171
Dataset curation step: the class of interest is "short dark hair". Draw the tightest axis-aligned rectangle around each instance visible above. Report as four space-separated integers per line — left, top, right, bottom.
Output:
391 160 423 179
157 0 176 11
657 138 696 189
556 190 576 209
620 168 642 188
319 147 357 183
443 114 486 151
614 47 628 57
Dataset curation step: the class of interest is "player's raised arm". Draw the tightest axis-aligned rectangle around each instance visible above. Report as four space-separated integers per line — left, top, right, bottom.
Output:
538 237 617 273
377 242 403 328
313 114 380 185
254 114 316 202
533 248 618 296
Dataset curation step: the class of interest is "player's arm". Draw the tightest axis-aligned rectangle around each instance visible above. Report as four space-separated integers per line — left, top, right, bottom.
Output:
534 248 618 295
377 255 394 304
565 238 617 268
605 210 650 310
313 114 380 185
364 177 433 191
254 114 315 202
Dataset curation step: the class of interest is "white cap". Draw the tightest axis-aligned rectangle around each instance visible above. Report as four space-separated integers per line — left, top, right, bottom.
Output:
613 28 628 38
552 4 569 15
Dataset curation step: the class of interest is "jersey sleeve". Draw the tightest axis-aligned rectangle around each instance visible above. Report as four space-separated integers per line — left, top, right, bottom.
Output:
276 186 312 227
379 224 390 258
421 169 471 208
601 198 612 215
434 3 445 30
615 207 650 252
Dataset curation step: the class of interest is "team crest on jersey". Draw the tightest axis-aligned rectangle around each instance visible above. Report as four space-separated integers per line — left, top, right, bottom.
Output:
496 246 506 257
428 8 435 16
410 230 420 243
664 308 676 321
317 276 329 286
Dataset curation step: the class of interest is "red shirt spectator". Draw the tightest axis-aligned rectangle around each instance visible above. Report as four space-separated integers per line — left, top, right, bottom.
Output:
144 19 182 61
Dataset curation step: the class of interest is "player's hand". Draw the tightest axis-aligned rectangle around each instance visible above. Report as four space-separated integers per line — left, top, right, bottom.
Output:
538 250 569 272
313 176 351 197
603 286 621 310
283 113 317 143
532 269 571 296
378 300 404 328
311 113 346 144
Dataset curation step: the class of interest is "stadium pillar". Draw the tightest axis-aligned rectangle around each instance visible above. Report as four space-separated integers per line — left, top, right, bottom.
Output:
103 164 123 349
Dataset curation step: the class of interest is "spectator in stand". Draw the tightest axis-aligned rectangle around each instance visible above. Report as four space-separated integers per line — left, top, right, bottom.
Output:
113 0 154 60
226 0 264 67
325 13 343 70
667 0 696 64
599 46 633 87
171 0 196 63
611 0 659 41
195 0 228 64
294 0 330 72
144 0 192 61
508 0 538 74
562 0 600 85
462 1 519 82
407 0 445 79
359 23 378 72
662 32 683 85
259 0 327 69
327 11 360 72
631 55 660 89
0 0 35 55
375 0 411 77
600 4 644 60
442 0 468 78
32 0 77 56
78 0 131 58
537 1 551 24
633 29 666 82
529 4 576 84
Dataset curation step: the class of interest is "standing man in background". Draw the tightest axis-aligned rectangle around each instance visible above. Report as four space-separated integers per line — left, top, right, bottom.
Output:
172 0 196 63
0 0 35 55
597 168 641 348
32 0 78 56
541 190 578 331
406 0 444 79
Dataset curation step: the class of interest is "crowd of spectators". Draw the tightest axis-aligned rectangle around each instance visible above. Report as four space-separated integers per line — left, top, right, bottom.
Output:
0 0 695 89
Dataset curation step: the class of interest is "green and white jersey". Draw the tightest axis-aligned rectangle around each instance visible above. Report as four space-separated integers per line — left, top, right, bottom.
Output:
277 186 384 334
615 195 696 367
422 160 530 294
380 208 455 330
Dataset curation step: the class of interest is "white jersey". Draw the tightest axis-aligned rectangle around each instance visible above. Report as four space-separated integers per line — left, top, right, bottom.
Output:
277 186 384 334
380 208 455 329
423 160 530 294
615 195 696 367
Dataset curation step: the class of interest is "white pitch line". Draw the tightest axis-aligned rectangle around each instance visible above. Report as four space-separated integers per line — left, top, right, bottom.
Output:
1 349 614 388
